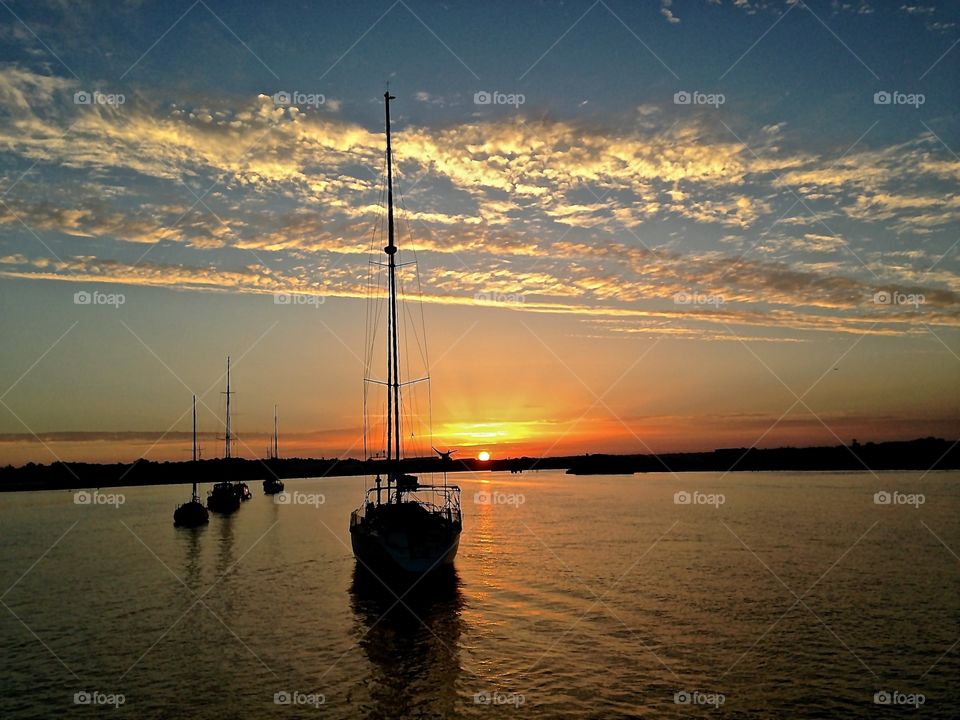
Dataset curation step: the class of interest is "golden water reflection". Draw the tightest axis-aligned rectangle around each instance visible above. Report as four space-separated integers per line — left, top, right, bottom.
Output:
349 566 465 719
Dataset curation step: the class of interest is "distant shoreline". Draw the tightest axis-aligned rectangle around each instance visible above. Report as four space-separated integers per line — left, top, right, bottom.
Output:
0 437 956 493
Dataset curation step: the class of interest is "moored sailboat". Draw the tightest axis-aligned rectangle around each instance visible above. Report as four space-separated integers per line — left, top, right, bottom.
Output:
174 395 209 527
208 357 242 514
349 92 462 575
208 480 241 513
263 404 284 494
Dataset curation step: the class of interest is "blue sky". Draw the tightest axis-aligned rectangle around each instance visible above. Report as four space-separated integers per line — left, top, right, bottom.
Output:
0 0 958 463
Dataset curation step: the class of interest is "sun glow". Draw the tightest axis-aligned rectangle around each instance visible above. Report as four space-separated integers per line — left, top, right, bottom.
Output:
477 451 491 462
438 421 539 445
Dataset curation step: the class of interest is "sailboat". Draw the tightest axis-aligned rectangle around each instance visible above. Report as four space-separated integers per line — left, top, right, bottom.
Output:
349 92 462 575
173 395 209 527
208 356 243 513
263 404 285 494
226 356 252 502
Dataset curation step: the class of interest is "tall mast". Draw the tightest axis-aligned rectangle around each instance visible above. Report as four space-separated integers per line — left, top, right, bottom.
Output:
273 404 279 459
191 394 197 499
224 356 232 459
383 91 402 478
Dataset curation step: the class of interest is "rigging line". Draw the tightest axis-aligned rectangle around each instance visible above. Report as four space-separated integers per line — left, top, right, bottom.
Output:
363 164 383 464
394 180 431 373
393 235 430 472
402 279 424 460
365 156 387 374
367 272 387 464
394 165 436 476
413 251 436 479
366 202 388 379
393 221 417 460
363 147 389 471
394 246 416 462
400 280 429 378
363 219 375 462
400 307 416 460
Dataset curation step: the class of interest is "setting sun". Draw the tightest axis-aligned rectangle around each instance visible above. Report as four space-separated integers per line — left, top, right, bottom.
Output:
477 451 491 462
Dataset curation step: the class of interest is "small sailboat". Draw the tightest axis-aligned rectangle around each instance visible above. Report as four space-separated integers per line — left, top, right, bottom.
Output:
208 480 241 513
349 92 462 575
208 357 242 514
263 404 284 494
174 395 209 527
225 356 251 502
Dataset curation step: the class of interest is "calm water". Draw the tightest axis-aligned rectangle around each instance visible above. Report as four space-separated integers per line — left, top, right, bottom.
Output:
1 470 958 718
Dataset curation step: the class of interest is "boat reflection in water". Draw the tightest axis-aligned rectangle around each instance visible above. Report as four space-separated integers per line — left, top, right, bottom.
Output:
349 564 464 719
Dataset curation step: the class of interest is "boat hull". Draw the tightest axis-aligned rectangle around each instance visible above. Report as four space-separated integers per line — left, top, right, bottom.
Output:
351 522 460 575
263 478 284 495
207 484 241 514
173 500 209 527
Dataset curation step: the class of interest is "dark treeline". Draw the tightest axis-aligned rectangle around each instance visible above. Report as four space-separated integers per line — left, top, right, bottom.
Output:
564 437 959 474
0 437 956 492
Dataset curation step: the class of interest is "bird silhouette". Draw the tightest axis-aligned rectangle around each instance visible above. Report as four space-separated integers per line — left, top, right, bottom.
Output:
433 447 457 462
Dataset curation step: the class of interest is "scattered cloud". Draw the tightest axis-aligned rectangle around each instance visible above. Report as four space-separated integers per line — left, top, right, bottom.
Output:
660 0 681 24
0 65 957 343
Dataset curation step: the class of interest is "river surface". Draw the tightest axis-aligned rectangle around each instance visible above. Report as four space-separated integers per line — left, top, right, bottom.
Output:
1 470 958 718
